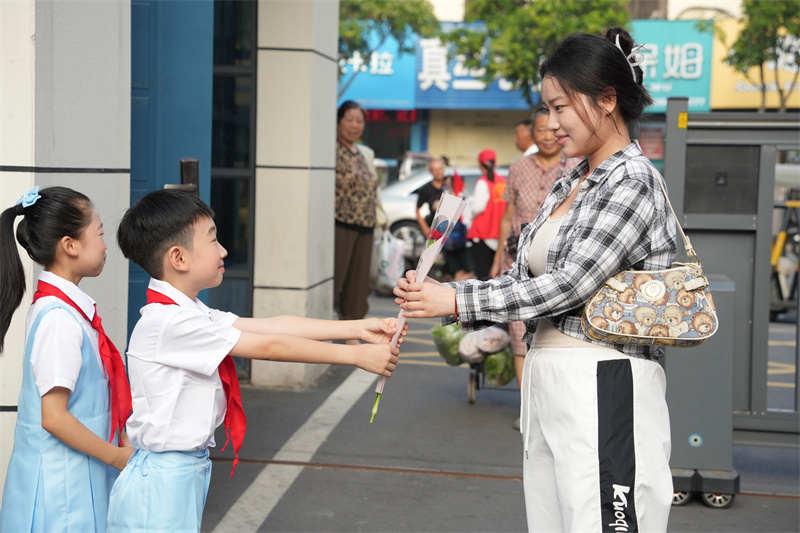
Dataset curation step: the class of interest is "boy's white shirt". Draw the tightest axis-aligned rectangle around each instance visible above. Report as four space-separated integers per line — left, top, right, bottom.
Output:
28 270 102 396
125 278 241 452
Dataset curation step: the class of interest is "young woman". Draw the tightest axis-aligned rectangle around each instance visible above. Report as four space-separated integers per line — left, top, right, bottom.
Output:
0 186 133 532
394 28 678 532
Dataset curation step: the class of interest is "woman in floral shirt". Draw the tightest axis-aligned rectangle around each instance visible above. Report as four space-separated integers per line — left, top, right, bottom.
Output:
334 100 378 321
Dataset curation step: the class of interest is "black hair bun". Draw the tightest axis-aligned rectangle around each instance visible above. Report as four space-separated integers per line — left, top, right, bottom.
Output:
606 27 635 55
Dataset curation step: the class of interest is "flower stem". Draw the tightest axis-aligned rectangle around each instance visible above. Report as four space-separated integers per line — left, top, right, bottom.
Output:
369 392 382 424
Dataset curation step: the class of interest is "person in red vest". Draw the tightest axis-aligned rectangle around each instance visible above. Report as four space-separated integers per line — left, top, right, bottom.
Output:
0 186 133 532
109 189 405 531
466 149 507 280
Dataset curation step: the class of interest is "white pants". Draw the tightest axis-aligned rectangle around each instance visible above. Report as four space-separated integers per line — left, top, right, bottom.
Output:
520 346 673 532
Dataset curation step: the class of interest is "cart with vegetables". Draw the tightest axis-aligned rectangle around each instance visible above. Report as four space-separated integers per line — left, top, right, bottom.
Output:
431 322 516 404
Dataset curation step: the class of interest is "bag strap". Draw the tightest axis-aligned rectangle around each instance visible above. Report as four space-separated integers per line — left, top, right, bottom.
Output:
653 170 700 263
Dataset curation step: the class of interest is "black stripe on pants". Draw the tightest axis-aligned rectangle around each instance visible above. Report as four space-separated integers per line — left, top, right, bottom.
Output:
597 359 638 532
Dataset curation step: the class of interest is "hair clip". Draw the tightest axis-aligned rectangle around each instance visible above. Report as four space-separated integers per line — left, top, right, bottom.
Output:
17 185 41 208
614 34 645 82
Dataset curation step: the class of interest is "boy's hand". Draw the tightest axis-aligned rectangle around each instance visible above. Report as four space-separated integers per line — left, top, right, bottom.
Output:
355 343 400 377
360 317 409 345
112 446 135 470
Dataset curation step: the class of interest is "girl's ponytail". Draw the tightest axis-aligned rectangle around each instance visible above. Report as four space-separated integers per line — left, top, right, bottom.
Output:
0 204 27 352
486 160 495 182
0 186 91 352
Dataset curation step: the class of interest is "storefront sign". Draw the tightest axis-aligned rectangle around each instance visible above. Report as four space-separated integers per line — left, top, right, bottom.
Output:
709 19 800 109
414 36 532 110
414 22 531 110
338 31 417 110
630 20 713 112
338 20 713 113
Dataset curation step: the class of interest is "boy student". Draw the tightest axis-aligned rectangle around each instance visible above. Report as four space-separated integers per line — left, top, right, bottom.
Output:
108 189 403 531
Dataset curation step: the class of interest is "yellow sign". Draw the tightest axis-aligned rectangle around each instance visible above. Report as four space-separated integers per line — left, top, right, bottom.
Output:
678 112 688 129
710 19 800 109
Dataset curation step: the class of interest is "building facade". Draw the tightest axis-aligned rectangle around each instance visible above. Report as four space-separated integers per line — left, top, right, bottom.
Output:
338 18 715 171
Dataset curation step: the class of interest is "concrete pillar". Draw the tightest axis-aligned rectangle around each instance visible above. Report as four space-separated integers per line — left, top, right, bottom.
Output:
0 0 130 498
251 0 339 388
0 0 36 502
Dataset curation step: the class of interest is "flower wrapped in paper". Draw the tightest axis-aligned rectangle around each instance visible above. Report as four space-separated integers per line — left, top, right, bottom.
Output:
370 193 466 423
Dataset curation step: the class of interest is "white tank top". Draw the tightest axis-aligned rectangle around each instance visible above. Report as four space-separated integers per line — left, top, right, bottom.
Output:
524 214 596 349
526 215 564 277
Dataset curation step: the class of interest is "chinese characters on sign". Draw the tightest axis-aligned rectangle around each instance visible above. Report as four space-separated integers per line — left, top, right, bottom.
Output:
417 38 515 93
340 50 396 76
631 20 712 112
414 32 530 110
417 38 450 91
338 30 417 110
638 43 704 90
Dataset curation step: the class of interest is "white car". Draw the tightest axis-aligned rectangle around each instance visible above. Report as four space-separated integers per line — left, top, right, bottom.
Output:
379 167 507 265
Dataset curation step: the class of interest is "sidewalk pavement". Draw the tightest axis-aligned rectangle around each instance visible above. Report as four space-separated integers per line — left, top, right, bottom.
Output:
203 295 800 532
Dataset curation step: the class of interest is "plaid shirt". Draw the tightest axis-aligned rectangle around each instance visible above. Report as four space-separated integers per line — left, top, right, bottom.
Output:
455 143 678 358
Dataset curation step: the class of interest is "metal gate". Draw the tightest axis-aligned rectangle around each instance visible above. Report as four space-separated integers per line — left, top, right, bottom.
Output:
663 98 800 433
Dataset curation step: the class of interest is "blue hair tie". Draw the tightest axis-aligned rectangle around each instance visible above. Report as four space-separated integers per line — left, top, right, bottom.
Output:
17 186 41 208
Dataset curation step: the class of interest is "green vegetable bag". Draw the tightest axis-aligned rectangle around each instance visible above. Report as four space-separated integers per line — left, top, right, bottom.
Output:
484 348 515 387
431 322 463 366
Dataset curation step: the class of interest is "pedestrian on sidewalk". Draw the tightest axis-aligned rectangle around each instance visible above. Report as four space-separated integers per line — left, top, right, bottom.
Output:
394 28 677 532
465 149 507 281
334 100 378 322
108 189 405 532
490 112 580 430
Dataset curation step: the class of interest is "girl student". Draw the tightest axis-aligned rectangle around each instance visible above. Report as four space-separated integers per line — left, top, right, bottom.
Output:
394 28 678 532
0 186 133 532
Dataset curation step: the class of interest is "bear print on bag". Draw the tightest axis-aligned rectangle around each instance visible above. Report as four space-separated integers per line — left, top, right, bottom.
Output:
603 302 624 322
677 289 695 308
590 316 609 330
691 311 715 335
664 270 686 291
634 306 657 335
633 273 653 290
618 287 636 304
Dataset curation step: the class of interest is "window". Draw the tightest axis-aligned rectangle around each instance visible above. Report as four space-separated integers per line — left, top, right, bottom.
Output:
209 0 257 378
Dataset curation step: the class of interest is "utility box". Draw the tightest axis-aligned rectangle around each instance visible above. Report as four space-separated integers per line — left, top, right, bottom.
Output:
666 274 739 508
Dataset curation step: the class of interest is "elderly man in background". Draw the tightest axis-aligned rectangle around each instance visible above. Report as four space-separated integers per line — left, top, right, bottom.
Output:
491 110 580 430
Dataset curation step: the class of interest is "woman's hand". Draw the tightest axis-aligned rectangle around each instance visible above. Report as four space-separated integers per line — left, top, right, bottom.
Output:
360 317 409 345
393 270 456 318
394 269 442 287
